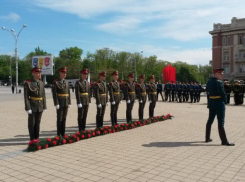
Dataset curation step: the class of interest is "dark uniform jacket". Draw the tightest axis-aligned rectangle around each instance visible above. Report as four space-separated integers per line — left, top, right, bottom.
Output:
224 84 232 94
94 80 108 105
177 84 183 92
124 81 136 101
233 85 241 94
52 79 71 107
24 79 47 112
206 77 227 109
108 80 121 103
147 82 157 101
75 79 91 105
136 82 147 102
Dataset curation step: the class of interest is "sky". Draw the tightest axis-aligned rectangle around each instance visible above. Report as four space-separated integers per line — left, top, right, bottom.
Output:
0 0 244 65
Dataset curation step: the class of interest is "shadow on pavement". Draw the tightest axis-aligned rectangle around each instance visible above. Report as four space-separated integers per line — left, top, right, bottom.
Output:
142 141 221 148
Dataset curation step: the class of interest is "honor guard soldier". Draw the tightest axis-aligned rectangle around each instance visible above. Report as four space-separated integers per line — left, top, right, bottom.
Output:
108 71 121 126
124 73 136 123
24 66 47 141
233 80 241 105
177 81 183 103
170 81 175 102
205 68 234 146
157 81 164 101
182 82 187 102
75 68 91 131
94 71 108 128
136 74 147 120
148 75 157 118
193 82 198 103
224 81 231 104
165 81 171 101
186 83 190 102
189 82 194 103
52 67 71 136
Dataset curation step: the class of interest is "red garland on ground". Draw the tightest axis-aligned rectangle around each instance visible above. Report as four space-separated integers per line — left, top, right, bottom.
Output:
27 114 173 152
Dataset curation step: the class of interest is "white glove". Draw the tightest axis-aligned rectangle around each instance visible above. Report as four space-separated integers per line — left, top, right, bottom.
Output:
149 100 152 103
140 100 143 103
127 100 131 104
77 103 82 108
112 101 116 105
43 109 47 112
98 104 102 108
26 110 32 114
120 101 122 104
68 105 71 108
55 105 60 110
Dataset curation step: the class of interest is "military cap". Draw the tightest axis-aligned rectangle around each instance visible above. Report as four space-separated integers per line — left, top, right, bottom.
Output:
31 66 42 73
149 75 155 80
128 73 134 78
58 66 68 72
111 70 119 76
99 71 106 77
80 68 89 74
139 74 145 79
213 68 224 74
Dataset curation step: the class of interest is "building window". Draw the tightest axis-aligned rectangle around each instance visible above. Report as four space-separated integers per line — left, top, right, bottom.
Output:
222 37 226 45
238 65 245 73
227 37 231 45
239 50 245 58
239 35 243 44
223 51 229 61
223 66 230 73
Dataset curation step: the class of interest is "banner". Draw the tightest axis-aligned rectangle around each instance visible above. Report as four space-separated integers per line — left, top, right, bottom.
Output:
163 65 176 83
32 55 54 75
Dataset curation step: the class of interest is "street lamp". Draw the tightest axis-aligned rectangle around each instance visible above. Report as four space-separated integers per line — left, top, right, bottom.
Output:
2 24 27 93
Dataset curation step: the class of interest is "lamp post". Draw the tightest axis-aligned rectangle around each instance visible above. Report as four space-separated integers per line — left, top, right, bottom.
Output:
2 24 27 93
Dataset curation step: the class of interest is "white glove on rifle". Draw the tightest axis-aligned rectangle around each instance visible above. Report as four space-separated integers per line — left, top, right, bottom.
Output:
55 105 60 110
149 100 152 103
98 104 102 108
26 110 32 114
68 105 71 108
111 101 116 105
77 103 82 108
140 100 143 103
127 100 131 104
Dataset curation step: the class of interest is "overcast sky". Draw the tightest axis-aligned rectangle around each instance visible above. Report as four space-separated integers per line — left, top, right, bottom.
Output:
0 0 244 65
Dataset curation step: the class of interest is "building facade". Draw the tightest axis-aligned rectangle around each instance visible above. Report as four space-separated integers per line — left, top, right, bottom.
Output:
209 17 245 81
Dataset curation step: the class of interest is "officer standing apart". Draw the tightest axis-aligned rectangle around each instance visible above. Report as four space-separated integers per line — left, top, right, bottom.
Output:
108 71 121 126
157 81 164 101
94 71 108 128
124 73 136 123
205 68 234 146
148 75 157 118
75 68 91 131
136 74 147 120
52 67 71 136
24 66 47 141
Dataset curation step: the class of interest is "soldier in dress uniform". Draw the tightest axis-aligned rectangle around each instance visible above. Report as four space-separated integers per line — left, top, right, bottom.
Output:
52 67 71 136
94 71 108 128
136 74 147 120
224 81 231 104
165 81 171 101
196 82 202 102
148 75 157 118
24 66 47 141
182 82 187 102
108 71 121 126
75 68 91 131
193 82 198 103
189 82 194 103
233 80 241 105
177 81 183 103
124 73 136 123
205 68 234 146
170 81 175 102
186 83 190 102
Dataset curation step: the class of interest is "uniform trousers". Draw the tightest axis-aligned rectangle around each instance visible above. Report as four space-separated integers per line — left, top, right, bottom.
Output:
138 101 146 120
56 106 68 136
110 103 119 126
149 100 156 118
96 105 106 128
78 105 89 131
126 101 135 123
28 112 43 140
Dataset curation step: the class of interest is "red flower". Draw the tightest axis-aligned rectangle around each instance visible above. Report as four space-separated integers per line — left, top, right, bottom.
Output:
81 135 85 139
105 126 108 129
76 137 79 141
114 126 118 129
99 128 104 131
112 129 115 133
104 131 108 134
37 146 42 150
121 124 124 126
73 135 76 139
82 131 86 134
125 128 128 130
87 134 91 138
52 141 57 146
126 124 129 127
28 140 34 146
131 124 134 127
135 123 137 126
76 132 80 135
120 127 123 130
64 135 68 139
47 138 51 142
92 132 95 137
96 131 101 135
45 144 48 148
55 136 59 140
69 140 72 143
108 129 112 133
62 139 66 144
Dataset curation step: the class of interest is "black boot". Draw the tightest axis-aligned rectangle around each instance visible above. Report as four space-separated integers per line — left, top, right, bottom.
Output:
218 126 235 146
205 124 212 142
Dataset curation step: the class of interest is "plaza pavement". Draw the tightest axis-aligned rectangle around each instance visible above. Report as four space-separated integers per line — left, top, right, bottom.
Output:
0 86 245 182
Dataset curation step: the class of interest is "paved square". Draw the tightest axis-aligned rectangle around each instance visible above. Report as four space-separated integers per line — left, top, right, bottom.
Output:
0 86 244 182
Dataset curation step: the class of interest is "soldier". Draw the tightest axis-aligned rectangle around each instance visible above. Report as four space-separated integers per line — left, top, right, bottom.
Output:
108 71 121 126
177 81 183 103
193 82 198 103
157 81 164 101
224 81 232 104
233 80 241 105
170 81 175 102
24 66 47 141
75 68 91 131
186 82 190 102
182 82 187 102
240 80 244 105
136 74 147 120
165 81 171 101
52 67 71 136
124 73 136 123
94 71 108 128
205 68 234 146
148 75 157 118
196 82 202 102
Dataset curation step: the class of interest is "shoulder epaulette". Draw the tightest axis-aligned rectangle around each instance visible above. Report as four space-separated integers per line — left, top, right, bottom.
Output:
26 79 31 83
